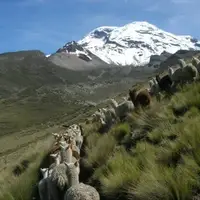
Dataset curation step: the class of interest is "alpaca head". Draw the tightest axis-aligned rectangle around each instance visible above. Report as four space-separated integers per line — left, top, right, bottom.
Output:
192 56 200 67
101 108 108 114
168 66 174 77
50 152 61 165
155 75 161 83
149 79 154 88
52 132 60 140
178 59 186 68
152 77 157 85
99 117 106 125
49 152 59 159
60 142 73 162
122 96 127 101
40 168 49 179
109 98 118 108
64 161 80 186
129 88 137 101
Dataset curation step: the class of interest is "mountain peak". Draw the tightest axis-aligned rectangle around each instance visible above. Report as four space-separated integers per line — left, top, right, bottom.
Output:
57 21 200 66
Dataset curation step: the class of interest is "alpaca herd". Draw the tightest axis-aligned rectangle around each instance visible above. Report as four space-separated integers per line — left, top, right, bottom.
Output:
37 56 200 199
38 124 100 200
89 56 200 131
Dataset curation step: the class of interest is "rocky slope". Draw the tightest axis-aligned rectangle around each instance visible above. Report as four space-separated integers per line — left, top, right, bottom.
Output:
48 41 110 71
0 50 155 134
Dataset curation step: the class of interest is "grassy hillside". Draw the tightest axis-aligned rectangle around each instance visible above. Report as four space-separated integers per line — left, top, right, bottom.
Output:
2 67 200 200
81 80 200 200
3 49 199 200
0 50 155 135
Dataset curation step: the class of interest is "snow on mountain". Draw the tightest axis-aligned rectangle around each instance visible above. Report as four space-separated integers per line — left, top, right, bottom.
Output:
77 21 200 66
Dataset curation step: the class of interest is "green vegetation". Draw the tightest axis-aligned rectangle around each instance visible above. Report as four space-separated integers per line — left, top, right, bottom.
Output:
81 80 200 200
2 50 200 200
0 138 53 200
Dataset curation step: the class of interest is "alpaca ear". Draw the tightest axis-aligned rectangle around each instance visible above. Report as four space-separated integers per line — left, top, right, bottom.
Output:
50 153 57 158
74 161 79 167
64 162 70 168
40 168 47 173
60 143 69 149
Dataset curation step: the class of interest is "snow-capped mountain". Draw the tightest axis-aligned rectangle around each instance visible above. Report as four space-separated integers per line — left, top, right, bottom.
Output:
76 21 200 66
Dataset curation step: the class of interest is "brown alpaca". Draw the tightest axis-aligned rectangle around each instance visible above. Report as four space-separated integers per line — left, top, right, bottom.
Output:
129 88 151 108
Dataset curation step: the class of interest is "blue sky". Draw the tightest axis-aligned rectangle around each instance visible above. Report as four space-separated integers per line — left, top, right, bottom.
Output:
0 0 200 54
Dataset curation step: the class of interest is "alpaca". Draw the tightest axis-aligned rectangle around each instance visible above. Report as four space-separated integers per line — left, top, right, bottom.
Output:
52 133 60 140
49 144 61 156
182 63 199 82
122 96 128 101
191 56 200 73
38 168 52 200
156 74 172 93
64 161 100 200
109 98 118 108
149 78 160 95
91 110 105 123
116 101 134 120
129 88 151 108
71 128 83 150
148 79 154 91
64 127 83 151
49 152 61 171
48 141 73 200
192 56 200 67
149 78 161 101
59 142 73 163
168 59 187 84
168 66 183 84
47 134 81 200
169 63 198 85
177 58 187 68
48 163 69 200
109 98 134 120
60 139 80 160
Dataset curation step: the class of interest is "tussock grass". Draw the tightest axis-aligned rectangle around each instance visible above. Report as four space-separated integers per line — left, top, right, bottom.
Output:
5 74 200 200
82 80 200 200
0 138 53 200
83 133 117 168
111 122 130 141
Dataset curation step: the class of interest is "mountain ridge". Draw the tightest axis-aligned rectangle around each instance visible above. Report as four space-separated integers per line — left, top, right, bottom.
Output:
52 21 200 67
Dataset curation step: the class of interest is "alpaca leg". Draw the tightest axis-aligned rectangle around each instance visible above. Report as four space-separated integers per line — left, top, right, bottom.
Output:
156 93 161 102
47 179 60 200
38 179 48 200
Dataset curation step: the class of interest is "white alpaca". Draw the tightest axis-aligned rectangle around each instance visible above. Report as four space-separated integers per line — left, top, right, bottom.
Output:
49 152 61 170
64 161 100 200
91 109 105 123
48 143 73 200
64 127 83 151
149 78 160 95
192 56 200 73
177 58 187 68
109 98 134 120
